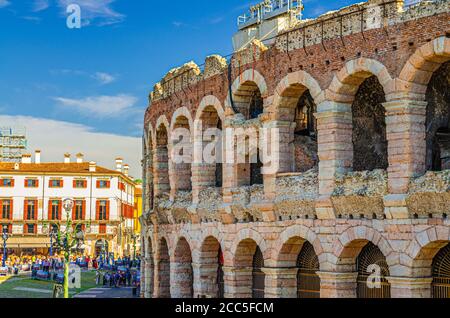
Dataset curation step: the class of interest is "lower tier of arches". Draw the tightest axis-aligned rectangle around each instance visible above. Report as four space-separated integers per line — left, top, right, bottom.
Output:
140 219 450 298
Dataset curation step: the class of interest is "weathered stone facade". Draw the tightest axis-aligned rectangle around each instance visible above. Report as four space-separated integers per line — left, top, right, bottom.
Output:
140 0 450 298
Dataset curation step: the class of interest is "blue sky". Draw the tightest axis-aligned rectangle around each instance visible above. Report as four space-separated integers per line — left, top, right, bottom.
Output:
0 0 362 177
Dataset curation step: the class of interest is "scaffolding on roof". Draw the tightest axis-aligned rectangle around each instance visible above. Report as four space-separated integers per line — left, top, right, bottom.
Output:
0 126 27 163
237 0 304 30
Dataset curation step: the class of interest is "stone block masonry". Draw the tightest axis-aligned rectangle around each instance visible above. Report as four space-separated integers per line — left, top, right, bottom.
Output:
140 0 450 298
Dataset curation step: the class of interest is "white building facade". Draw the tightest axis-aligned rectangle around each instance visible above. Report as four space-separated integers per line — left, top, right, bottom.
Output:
0 151 136 257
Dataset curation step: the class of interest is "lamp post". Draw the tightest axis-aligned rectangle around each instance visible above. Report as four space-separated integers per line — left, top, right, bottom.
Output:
2 227 10 268
49 228 57 257
130 234 137 262
43 198 85 298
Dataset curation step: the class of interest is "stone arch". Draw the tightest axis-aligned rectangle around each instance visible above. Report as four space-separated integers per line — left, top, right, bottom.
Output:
333 226 395 272
154 116 171 197
197 235 224 298
144 122 155 211
230 228 268 267
170 107 194 134
270 225 322 299
405 226 450 277
157 237 171 298
272 225 321 268
398 36 450 100
192 96 225 195
225 69 268 119
195 95 225 123
325 58 392 172
326 58 393 102
169 108 193 194
171 237 194 298
270 71 322 173
272 70 323 121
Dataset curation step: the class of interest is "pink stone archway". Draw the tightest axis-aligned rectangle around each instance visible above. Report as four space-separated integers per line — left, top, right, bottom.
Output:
271 70 323 121
404 226 450 277
225 68 268 112
332 226 395 271
171 236 194 298
229 228 268 267
397 36 450 101
325 57 394 104
271 225 323 268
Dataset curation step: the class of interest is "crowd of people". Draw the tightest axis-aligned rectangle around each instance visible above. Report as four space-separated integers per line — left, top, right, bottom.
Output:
1 253 141 274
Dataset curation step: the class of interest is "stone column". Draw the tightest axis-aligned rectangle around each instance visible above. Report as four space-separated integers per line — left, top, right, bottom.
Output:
315 102 353 219
193 263 219 298
140 255 147 298
387 276 433 298
383 100 427 219
260 120 294 201
154 147 170 197
144 256 154 298
317 272 358 298
263 268 298 298
170 262 194 298
223 266 253 298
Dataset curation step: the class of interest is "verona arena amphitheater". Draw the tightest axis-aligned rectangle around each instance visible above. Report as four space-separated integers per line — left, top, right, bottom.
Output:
139 0 450 298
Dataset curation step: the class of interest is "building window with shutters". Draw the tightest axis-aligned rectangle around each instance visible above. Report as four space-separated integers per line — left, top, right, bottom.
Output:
50 200 61 220
25 179 39 188
73 179 87 189
25 200 37 220
97 200 109 221
97 180 110 189
0 178 14 187
1 200 12 220
74 200 85 220
49 179 63 188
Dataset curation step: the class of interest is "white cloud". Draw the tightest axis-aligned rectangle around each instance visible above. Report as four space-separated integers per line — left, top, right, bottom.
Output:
0 0 10 9
92 72 116 85
33 0 49 12
57 0 125 26
54 94 137 118
0 115 142 178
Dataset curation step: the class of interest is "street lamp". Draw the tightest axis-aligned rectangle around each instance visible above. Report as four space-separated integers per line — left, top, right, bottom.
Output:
49 226 58 257
2 227 10 268
130 233 137 262
44 198 85 298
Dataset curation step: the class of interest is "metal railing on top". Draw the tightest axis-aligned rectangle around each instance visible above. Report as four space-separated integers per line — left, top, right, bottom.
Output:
237 0 304 29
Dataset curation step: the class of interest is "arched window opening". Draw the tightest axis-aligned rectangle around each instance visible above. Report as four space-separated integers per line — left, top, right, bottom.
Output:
426 61 450 171
296 241 320 298
432 243 450 298
156 125 170 196
293 90 318 173
356 242 391 298
249 89 264 119
234 81 263 120
215 119 223 188
352 76 388 172
252 246 265 298
172 116 192 192
158 238 171 298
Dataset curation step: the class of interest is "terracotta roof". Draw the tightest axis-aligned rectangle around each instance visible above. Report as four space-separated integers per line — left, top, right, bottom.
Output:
0 162 119 175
